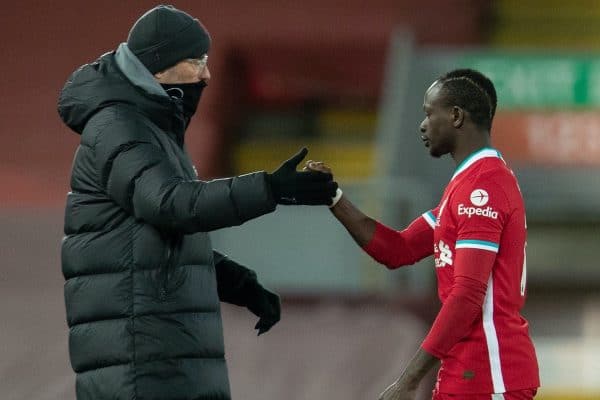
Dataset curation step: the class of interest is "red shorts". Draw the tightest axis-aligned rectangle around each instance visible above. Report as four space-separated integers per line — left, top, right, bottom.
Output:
432 388 537 400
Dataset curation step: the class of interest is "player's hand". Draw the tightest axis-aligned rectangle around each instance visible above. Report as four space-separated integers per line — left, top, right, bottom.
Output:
304 159 345 209
267 148 338 205
303 160 332 175
304 160 345 209
377 379 417 400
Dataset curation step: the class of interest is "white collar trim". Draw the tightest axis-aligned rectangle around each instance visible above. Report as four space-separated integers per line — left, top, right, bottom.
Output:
451 148 503 181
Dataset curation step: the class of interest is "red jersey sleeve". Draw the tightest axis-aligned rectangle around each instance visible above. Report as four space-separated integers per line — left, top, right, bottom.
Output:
362 208 437 269
453 173 510 260
422 173 511 357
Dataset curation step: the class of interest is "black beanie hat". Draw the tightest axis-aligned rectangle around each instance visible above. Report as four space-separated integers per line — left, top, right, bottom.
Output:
127 5 211 74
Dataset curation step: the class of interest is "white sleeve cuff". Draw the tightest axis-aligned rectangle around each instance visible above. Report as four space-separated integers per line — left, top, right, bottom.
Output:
329 188 343 208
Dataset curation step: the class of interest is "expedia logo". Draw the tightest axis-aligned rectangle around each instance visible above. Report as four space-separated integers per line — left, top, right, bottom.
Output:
457 204 499 219
470 189 489 206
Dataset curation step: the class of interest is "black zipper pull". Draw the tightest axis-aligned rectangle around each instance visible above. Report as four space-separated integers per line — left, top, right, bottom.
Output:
159 287 167 300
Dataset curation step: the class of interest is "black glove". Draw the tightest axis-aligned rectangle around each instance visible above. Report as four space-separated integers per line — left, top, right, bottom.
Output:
245 281 281 336
267 147 338 205
214 255 280 335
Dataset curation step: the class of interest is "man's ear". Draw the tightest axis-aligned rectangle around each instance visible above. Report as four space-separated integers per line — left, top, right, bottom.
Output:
452 106 465 128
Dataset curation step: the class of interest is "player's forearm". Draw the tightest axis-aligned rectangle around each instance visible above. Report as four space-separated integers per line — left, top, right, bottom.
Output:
330 196 376 247
422 276 487 357
397 347 439 389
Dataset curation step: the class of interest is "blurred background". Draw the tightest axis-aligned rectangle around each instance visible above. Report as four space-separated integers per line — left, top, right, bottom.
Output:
1 0 599 399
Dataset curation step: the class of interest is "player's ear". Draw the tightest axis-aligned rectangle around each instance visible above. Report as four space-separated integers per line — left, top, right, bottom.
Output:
452 106 465 128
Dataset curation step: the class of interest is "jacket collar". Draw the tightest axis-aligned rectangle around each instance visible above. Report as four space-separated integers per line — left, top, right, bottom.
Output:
115 43 170 99
114 43 186 144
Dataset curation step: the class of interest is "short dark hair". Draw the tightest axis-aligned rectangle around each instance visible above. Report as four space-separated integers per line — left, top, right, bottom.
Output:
437 69 497 131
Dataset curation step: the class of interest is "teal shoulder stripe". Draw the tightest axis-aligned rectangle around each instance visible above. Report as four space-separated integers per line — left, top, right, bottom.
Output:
456 239 499 248
422 211 437 228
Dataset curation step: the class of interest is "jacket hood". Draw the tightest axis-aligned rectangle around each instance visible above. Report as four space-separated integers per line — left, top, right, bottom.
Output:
58 43 181 135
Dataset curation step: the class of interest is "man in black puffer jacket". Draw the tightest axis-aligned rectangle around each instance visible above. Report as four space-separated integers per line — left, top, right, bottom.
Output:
57 5 337 400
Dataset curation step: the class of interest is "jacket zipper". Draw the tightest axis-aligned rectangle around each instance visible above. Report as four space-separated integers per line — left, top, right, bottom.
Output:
158 240 174 301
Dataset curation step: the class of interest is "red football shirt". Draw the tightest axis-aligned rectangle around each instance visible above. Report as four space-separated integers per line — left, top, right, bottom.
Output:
364 148 540 394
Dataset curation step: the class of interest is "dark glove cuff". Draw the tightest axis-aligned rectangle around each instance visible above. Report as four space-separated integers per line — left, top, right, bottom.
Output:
241 279 263 307
215 257 259 306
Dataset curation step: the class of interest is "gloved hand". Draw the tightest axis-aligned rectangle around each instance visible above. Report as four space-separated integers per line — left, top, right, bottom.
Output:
267 147 338 205
245 282 281 335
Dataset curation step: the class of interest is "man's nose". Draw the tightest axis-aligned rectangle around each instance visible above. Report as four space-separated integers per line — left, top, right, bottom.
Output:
200 66 211 82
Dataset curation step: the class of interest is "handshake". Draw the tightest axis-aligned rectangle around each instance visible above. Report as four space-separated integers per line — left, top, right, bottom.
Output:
267 147 339 207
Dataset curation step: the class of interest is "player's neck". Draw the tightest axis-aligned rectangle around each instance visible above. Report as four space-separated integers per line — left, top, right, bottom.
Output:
451 134 491 166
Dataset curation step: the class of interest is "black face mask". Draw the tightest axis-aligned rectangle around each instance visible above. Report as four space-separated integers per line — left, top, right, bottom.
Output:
161 81 207 120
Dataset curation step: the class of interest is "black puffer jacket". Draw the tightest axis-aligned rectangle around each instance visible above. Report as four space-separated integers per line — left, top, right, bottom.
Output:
58 43 277 400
